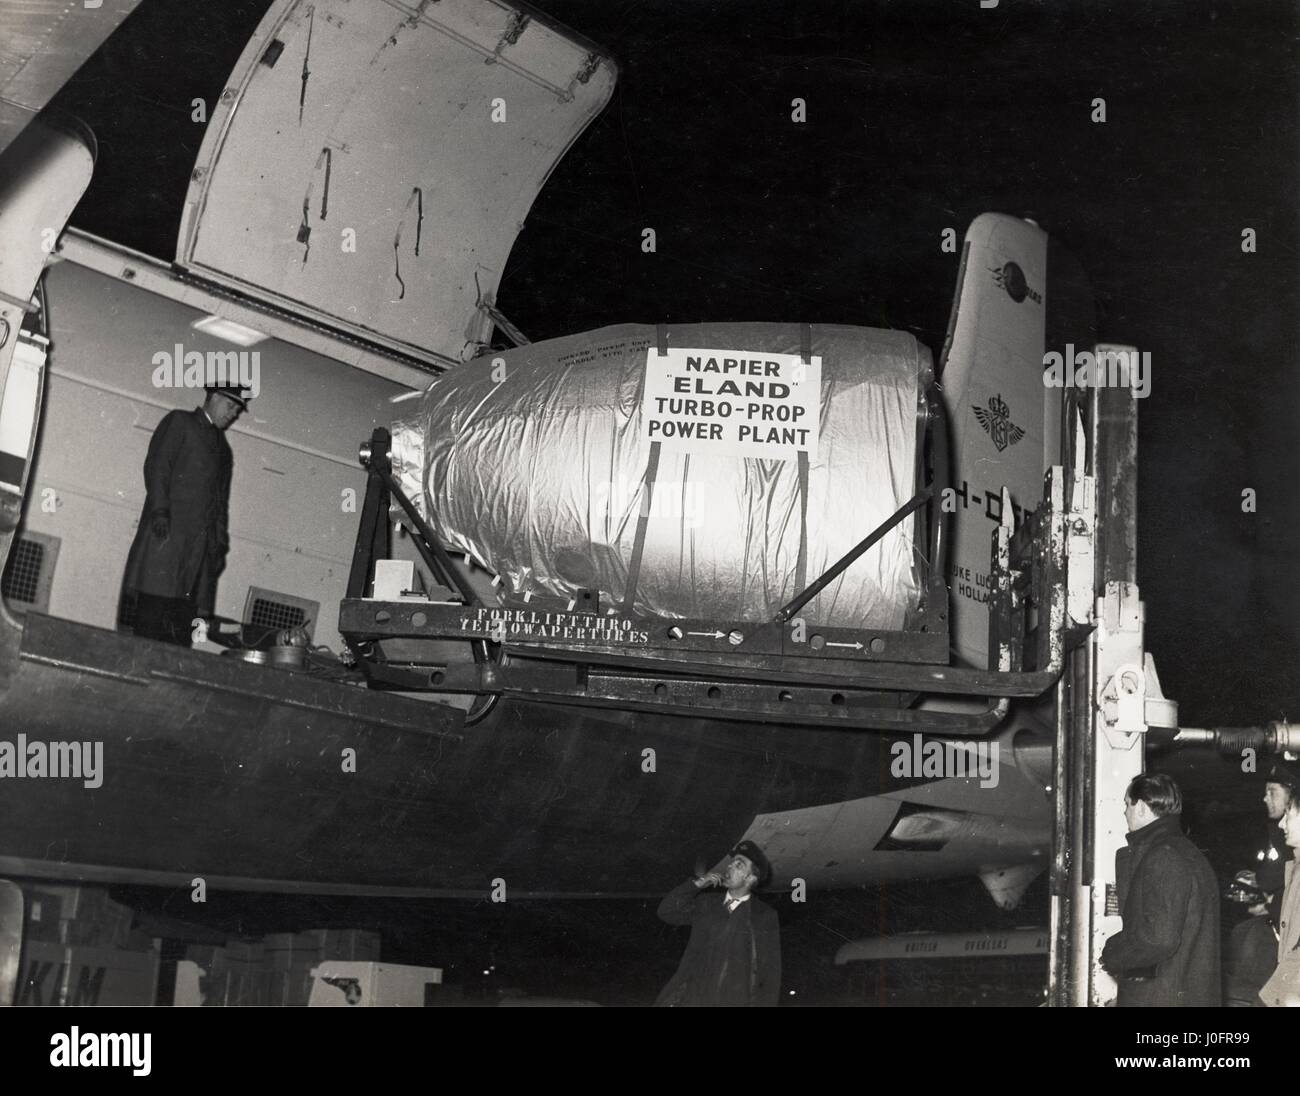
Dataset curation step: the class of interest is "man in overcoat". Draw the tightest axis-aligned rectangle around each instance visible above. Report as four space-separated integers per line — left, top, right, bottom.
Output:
654 839 781 1007
123 387 245 646
1100 773 1221 1006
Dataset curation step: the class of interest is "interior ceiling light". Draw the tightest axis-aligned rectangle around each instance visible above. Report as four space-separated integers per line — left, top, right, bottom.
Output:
191 314 268 346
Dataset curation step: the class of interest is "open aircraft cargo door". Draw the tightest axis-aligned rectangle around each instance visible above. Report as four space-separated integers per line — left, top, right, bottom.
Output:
176 0 617 371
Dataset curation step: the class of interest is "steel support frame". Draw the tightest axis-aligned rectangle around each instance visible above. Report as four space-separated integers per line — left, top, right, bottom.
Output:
338 442 1072 677
340 593 1064 692
361 654 1014 732
339 414 1087 729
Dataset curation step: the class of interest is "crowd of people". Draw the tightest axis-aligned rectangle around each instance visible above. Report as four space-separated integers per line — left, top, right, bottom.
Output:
1096 763 1300 1007
1224 763 1300 1006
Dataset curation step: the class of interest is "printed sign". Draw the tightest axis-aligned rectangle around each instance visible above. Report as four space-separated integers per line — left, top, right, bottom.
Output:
641 348 821 460
457 606 651 646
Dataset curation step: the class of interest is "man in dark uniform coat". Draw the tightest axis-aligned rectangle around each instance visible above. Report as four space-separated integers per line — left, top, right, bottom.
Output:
123 387 245 646
1100 773 1221 1006
654 840 781 1007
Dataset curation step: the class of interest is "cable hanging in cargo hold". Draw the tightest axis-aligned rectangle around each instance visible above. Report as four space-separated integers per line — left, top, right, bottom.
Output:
297 6 314 125
316 147 331 220
296 147 333 263
392 187 424 300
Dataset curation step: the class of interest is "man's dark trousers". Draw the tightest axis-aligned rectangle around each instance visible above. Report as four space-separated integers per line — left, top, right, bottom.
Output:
133 591 197 647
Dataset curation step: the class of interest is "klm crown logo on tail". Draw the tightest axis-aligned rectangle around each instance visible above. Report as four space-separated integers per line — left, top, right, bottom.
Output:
989 261 1042 304
973 394 1025 453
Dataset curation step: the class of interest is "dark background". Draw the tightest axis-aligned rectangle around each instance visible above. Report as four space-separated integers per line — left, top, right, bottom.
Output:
49 0 1300 1003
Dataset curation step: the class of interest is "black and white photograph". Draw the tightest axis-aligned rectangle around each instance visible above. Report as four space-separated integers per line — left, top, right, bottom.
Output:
0 0 1297 1043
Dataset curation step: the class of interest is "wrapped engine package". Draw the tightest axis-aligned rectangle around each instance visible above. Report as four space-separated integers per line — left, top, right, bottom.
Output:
391 322 926 628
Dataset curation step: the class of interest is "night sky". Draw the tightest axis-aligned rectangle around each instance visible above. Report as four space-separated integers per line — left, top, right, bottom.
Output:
45 0 1300 1001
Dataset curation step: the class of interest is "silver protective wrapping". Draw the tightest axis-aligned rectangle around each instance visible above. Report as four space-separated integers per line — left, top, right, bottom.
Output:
391 322 926 628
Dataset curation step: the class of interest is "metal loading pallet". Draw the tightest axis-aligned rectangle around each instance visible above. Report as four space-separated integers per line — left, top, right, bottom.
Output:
338 424 1093 732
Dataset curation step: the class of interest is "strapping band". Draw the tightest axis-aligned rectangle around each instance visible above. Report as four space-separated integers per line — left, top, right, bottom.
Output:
626 323 670 611
624 440 661 612
794 323 813 596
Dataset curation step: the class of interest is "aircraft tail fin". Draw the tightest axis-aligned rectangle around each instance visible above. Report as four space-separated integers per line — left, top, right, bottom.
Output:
938 214 1095 667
